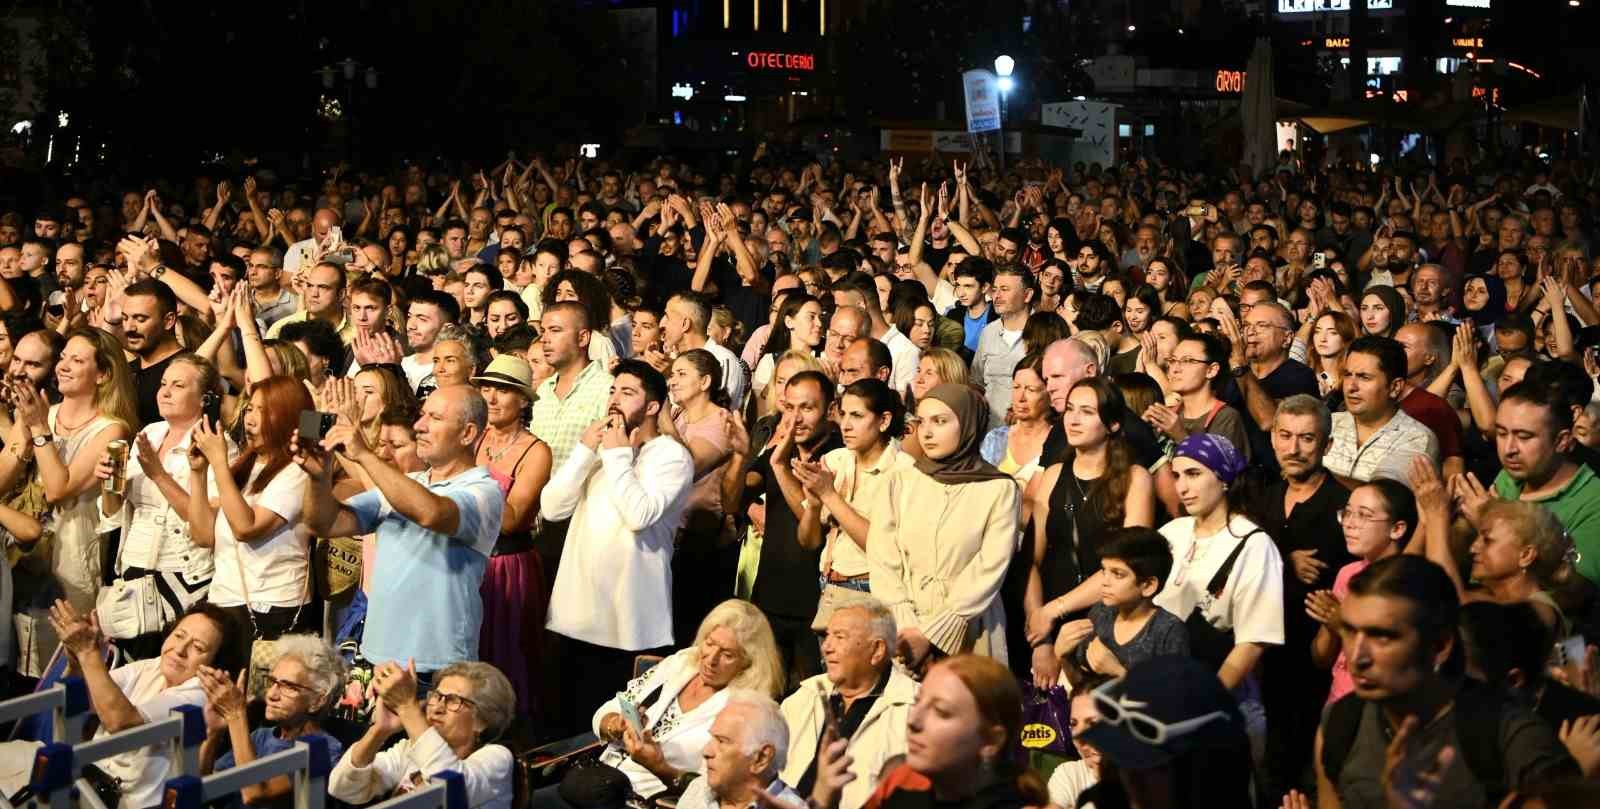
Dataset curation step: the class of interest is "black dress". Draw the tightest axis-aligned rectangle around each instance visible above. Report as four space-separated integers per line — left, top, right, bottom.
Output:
1042 468 1112 617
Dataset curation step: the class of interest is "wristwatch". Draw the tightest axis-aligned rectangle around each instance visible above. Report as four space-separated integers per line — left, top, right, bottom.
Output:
1231 364 1250 378
31 433 52 448
151 265 167 278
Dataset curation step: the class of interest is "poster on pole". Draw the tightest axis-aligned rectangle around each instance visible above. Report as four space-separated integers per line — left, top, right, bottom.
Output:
963 69 1001 133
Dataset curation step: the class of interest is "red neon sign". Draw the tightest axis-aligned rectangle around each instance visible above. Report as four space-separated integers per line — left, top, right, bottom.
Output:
746 51 815 71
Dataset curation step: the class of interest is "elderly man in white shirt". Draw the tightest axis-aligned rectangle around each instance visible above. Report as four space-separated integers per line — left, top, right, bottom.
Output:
542 359 694 732
781 598 917 809
679 691 808 809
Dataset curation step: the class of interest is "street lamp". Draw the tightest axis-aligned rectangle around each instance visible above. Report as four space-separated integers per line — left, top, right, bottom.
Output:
994 55 1014 171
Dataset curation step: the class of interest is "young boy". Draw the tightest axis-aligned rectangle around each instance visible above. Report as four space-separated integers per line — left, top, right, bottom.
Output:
1067 528 1189 677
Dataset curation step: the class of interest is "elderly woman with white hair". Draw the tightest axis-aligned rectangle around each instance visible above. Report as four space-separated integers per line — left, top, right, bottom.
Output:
530 600 786 809
677 690 808 809
331 659 518 809
198 634 349 807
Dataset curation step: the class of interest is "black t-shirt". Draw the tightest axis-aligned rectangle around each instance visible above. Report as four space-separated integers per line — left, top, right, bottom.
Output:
1259 475 1352 649
131 351 178 429
749 429 845 620
712 262 768 338
1538 681 1600 728
1220 358 1320 477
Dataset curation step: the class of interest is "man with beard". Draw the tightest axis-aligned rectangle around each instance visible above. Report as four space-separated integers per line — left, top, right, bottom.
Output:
1256 395 1351 804
120 280 184 428
0 327 63 434
542 359 692 732
747 370 843 687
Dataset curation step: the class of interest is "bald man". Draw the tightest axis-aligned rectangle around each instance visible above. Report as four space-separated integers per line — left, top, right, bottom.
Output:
284 207 343 277
298 385 503 677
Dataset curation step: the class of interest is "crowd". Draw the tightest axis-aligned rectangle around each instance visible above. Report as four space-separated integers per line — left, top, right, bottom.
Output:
0 145 1594 808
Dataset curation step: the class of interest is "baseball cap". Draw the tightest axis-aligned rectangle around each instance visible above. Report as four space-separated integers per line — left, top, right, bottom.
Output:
1078 655 1244 771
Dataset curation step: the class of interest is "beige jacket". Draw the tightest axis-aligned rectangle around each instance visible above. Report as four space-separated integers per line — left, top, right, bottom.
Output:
778 668 919 809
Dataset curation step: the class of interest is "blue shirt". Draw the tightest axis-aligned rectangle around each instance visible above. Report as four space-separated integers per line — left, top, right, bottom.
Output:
962 305 991 353
215 728 344 809
349 466 504 671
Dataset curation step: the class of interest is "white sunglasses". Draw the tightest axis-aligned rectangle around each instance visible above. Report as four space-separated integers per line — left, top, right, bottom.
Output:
1090 677 1230 746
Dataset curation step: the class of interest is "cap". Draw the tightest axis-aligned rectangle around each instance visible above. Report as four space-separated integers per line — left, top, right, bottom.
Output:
470 354 537 399
1077 655 1243 771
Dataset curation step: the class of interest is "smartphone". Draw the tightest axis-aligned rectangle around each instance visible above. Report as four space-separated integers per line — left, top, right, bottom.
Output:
618 695 643 734
1312 252 1326 269
818 685 843 738
298 409 337 441
1562 634 1588 667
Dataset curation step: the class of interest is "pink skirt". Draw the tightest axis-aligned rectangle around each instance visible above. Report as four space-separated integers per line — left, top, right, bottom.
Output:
479 549 546 719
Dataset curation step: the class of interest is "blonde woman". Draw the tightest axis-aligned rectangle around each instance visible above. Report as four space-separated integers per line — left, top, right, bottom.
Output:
11 327 135 670
581 600 784 801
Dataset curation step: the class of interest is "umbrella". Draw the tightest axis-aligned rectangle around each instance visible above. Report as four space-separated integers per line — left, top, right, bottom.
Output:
1240 37 1277 181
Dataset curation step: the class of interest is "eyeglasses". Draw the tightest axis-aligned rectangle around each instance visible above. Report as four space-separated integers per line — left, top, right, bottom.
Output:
263 675 318 697
426 691 479 713
1166 356 1211 368
1091 678 1229 745
1243 323 1290 334
1336 508 1392 527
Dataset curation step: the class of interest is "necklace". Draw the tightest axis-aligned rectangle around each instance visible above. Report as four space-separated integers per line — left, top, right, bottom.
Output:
55 405 97 434
482 430 525 464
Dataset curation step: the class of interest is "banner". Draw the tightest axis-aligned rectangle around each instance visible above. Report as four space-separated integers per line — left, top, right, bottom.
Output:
963 69 1002 133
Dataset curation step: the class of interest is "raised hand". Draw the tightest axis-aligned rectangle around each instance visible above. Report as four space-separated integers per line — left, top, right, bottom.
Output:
1305 590 1341 626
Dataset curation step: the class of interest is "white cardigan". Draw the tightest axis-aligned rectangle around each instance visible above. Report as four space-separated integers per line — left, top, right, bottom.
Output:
778 668 919 809
329 728 513 809
592 650 730 797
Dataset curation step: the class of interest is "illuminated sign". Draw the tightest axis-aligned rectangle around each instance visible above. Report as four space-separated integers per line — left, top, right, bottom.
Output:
1215 70 1247 93
1324 37 1350 48
1451 37 1484 48
1278 0 1392 12
745 51 814 71
1446 0 1491 7
671 83 695 100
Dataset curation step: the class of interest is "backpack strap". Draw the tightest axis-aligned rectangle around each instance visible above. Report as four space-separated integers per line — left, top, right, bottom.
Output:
1202 399 1228 430
1320 686 1508 800
1204 529 1260 598
1320 692 1367 785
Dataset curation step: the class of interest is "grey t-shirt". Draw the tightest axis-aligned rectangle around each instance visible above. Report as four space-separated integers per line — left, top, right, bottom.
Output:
1088 602 1188 669
1181 402 1253 462
1333 693 1579 809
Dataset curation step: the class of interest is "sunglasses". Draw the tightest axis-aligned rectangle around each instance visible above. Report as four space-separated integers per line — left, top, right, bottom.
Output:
1091 677 1230 746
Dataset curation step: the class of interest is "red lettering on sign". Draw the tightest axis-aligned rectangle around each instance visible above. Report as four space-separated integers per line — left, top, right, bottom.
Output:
744 51 815 72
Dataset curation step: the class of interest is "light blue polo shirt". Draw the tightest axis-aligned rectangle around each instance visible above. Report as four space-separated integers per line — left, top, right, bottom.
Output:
348 466 503 671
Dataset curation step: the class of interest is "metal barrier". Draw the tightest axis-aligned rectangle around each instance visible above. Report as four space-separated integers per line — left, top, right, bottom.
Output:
163 736 333 809
363 770 467 809
0 678 89 752
26 704 206 809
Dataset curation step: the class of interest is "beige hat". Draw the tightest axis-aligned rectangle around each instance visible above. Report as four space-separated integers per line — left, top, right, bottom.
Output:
470 355 537 399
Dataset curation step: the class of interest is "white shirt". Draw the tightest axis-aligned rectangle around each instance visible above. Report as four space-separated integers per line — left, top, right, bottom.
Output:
329 728 512 809
1155 514 1285 647
401 353 434 394
99 659 207 809
880 326 920 395
103 421 225 576
818 444 915 578
542 438 694 650
207 461 311 610
283 237 317 278
932 278 958 314
705 338 748 410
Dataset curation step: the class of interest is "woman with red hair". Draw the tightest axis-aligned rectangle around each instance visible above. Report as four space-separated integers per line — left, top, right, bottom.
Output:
188 376 315 644
856 655 1045 809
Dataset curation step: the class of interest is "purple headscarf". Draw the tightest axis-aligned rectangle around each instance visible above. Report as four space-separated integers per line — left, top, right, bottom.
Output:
1174 433 1247 485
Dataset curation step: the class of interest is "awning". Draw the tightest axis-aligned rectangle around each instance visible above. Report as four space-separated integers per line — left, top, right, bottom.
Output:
1502 94 1586 131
